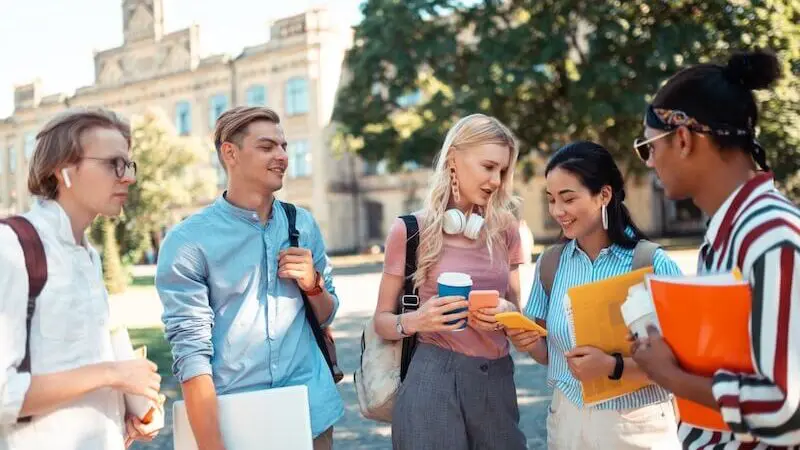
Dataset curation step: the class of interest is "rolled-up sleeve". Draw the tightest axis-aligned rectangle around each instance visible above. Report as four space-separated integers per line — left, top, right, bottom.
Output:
309 217 339 327
155 229 214 383
0 225 33 425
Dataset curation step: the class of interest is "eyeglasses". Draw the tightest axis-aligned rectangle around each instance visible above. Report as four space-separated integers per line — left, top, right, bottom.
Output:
81 156 137 178
633 130 675 162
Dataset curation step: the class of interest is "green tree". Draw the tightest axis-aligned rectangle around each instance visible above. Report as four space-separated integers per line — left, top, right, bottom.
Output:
100 217 127 294
91 108 218 263
335 0 800 193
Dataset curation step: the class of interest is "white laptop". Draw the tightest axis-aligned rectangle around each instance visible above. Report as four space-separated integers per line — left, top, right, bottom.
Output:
172 385 313 450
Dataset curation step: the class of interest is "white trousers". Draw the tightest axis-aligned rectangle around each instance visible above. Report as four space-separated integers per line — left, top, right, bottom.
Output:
547 389 681 450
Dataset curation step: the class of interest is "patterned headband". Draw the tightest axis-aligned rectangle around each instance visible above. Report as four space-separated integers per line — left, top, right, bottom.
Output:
646 105 752 138
644 105 770 171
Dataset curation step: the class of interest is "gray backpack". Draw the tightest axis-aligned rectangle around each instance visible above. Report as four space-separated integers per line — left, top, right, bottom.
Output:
538 240 661 298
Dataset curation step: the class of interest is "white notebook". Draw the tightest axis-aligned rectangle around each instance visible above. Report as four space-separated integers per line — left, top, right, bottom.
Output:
172 385 313 450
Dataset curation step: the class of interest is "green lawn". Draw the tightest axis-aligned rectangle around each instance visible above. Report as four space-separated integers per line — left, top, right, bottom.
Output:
130 274 155 287
128 327 172 379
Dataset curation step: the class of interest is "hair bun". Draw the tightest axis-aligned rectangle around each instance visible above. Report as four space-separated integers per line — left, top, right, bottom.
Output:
723 50 781 90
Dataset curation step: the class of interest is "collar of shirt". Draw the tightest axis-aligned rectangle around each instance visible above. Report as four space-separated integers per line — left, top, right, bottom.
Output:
565 226 637 261
29 197 89 248
704 172 775 250
214 191 279 225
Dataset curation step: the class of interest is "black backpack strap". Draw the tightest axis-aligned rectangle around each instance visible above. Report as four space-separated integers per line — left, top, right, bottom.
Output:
538 243 566 299
1 216 47 424
281 202 337 379
398 215 420 382
632 240 660 271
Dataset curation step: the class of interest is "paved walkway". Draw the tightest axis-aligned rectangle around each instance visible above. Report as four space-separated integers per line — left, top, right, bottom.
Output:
125 250 700 449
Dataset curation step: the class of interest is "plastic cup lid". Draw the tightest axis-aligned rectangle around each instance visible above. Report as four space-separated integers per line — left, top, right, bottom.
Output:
437 272 472 286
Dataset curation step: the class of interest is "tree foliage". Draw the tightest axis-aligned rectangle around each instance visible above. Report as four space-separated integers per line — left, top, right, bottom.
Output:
100 217 127 294
335 0 800 193
91 109 218 263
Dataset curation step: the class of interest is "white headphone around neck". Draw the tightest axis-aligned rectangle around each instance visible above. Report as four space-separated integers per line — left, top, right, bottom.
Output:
443 208 484 240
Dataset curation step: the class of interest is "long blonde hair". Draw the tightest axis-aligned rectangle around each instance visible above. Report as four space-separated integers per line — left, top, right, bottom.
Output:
413 114 520 290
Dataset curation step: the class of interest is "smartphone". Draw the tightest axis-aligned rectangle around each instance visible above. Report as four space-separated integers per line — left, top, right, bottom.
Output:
468 289 499 311
495 312 548 335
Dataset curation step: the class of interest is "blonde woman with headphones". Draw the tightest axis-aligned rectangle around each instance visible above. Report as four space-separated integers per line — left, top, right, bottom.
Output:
372 114 528 450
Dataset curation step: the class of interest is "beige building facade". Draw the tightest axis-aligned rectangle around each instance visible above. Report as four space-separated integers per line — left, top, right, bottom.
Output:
0 0 703 254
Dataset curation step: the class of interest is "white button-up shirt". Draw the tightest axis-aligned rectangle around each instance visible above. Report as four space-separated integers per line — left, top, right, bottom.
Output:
0 199 125 450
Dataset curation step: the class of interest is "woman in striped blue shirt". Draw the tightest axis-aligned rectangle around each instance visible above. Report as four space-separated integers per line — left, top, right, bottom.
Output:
507 141 683 449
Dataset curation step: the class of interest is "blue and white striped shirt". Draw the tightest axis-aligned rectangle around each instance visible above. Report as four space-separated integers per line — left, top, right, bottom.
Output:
524 238 683 410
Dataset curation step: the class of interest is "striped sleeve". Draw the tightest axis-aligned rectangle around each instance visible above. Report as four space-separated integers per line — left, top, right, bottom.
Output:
524 263 548 321
652 248 683 277
710 242 800 445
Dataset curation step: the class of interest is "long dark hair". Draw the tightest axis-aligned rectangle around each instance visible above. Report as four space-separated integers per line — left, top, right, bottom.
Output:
545 141 646 248
650 50 781 171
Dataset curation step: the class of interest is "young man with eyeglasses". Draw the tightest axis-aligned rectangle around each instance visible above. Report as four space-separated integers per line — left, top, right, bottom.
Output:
0 108 163 449
156 106 343 450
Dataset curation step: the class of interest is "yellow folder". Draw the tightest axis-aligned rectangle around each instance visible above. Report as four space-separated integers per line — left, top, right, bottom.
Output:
565 266 654 405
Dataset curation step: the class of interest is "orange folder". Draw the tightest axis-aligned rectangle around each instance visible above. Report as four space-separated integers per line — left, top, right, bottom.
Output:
567 267 655 405
647 272 754 430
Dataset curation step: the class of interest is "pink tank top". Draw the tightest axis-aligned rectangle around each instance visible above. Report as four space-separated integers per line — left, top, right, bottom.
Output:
382 214 523 359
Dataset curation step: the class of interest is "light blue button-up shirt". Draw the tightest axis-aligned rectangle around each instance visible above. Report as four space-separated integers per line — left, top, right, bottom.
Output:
525 237 683 410
155 196 343 437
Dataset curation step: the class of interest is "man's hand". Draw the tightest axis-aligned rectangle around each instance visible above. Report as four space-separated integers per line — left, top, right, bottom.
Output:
124 411 163 448
630 325 682 387
278 247 317 291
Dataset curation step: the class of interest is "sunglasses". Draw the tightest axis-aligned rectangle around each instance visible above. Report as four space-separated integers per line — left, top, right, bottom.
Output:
81 156 137 178
633 130 675 162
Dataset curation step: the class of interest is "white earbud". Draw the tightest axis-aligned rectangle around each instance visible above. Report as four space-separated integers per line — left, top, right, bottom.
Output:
61 168 72 189
443 208 484 240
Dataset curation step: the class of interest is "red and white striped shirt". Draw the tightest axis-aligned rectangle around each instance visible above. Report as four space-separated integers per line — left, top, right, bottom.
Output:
678 173 800 449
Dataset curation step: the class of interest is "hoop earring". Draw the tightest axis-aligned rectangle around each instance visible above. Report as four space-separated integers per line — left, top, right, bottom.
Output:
450 166 461 203
602 204 608 231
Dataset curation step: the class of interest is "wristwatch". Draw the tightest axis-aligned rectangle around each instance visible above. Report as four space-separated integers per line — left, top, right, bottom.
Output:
302 271 324 296
396 314 410 337
608 352 624 380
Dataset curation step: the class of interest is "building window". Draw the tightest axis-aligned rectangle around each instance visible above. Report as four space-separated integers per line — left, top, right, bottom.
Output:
364 159 388 176
288 140 311 178
23 132 36 160
9 146 16 174
285 78 309 115
208 94 228 128
365 200 384 240
175 101 192 136
246 85 267 106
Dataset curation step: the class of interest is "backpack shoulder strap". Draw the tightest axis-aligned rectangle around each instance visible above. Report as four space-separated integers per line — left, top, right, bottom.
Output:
632 240 661 271
280 202 337 377
0 216 47 424
399 215 420 299
1 217 47 300
398 215 420 382
282 201 300 247
538 243 566 299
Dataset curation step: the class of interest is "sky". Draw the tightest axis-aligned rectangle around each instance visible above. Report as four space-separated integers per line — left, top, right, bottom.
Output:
0 0 364 118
